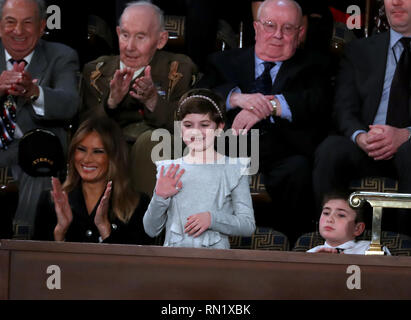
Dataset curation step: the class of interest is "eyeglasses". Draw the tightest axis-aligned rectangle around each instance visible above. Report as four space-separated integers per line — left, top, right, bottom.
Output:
258 20 300 36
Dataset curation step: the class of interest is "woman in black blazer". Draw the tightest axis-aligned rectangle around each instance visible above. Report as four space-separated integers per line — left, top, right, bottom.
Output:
33 116 153 245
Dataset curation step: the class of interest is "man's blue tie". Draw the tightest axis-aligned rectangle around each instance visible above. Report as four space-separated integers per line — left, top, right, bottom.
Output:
254 61 275 95
386 37 411 128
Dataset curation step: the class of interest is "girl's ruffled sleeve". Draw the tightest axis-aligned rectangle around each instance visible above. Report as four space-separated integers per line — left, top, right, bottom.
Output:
209 158 256 237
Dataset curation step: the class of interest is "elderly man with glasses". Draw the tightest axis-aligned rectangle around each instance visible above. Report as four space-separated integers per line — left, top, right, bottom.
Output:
197 0 331 245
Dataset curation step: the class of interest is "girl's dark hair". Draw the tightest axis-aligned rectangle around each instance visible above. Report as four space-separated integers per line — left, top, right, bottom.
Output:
177 88 226 125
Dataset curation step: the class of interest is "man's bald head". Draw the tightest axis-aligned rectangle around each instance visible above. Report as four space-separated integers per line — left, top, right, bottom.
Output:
257 0 303 24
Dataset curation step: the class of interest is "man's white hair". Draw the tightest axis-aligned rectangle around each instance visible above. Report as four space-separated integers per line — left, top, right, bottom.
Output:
119 0 165 31
257 0 303 22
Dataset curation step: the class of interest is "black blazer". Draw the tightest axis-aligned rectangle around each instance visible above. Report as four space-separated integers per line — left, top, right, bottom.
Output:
197 46 332 157
334 31 399 138
33 185 154 245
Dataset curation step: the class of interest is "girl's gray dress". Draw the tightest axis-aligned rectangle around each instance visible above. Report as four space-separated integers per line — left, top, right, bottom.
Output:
143 157 255 249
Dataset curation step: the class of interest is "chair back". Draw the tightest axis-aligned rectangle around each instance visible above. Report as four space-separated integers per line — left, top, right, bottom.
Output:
154 227 290 251
229 227 290 251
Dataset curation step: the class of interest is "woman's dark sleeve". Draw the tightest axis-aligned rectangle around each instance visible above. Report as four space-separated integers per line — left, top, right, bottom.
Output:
103 193 155 245
32 190 58 241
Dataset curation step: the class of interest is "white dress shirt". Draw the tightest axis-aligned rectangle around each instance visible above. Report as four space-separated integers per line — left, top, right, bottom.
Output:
307 240 391 255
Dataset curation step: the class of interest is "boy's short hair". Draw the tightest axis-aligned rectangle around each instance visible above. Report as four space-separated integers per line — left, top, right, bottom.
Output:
321 191 368 224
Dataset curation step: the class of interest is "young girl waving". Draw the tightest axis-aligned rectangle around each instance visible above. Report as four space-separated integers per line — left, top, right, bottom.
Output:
143 88 255 249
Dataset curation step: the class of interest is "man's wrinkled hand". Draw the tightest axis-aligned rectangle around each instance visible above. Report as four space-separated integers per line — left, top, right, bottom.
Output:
230 92 274 119
231 109 261 135
366 124 409 160
130 66 158 111
108 67 134 108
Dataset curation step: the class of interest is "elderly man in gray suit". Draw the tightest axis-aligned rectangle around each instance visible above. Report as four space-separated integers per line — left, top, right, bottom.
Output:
0 0 79 238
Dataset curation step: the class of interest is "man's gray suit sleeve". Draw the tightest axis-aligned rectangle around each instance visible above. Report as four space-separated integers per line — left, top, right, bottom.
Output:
41 47 80 121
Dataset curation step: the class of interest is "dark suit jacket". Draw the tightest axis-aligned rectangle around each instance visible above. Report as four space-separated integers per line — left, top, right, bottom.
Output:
0 40 80 167
334 31 396 138
197 46 332 158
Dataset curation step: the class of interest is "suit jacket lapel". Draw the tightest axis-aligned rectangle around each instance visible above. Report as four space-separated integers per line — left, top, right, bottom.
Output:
94 56 120 102
248 47 300 94
0 44 6 73
272 49 302 94
103 55 120 81
237 47 256 92
15 41 48 111
27 41 47 85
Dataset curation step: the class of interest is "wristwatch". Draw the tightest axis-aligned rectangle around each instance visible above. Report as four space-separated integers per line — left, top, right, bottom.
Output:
30 94 39 103
30 85 39 102
407 127 411 140
270 99 277 116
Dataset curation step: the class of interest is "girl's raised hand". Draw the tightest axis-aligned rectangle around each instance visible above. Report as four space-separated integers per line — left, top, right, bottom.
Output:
155 164 185 199
184 212 211 237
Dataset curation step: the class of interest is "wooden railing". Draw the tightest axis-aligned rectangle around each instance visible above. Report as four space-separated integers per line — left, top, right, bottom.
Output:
1 239 411 300
350 191 411 255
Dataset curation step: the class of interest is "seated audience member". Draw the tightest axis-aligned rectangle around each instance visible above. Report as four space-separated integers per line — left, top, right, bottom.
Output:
313 0 411 236
143 88 255 249
33 116 153 245
81 1 198 197
0 0 80 238
14 128 65 239
308 192 391 255
197 0 331 244
252 0 334 54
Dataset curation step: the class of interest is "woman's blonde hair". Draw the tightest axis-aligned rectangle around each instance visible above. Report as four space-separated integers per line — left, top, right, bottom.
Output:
63 116 139 222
